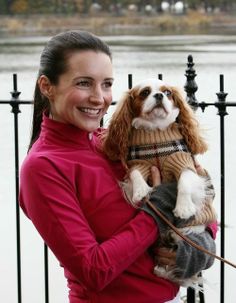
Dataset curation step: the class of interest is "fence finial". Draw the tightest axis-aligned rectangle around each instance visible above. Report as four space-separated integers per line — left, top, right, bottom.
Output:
10 73 21 114
184 55 198 110
216 74 228 117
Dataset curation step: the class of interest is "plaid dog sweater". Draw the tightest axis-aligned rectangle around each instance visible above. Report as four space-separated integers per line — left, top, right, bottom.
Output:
127 122 217 226
127 122 196 182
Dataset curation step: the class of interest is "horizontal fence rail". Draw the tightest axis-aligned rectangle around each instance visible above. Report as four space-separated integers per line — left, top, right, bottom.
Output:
1 55 236 303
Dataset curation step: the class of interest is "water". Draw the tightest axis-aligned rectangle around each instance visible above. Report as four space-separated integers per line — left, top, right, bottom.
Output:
1 34 236 303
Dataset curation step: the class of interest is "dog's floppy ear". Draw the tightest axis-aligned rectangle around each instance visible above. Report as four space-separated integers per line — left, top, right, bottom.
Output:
102 90 134 167
171 86 208 154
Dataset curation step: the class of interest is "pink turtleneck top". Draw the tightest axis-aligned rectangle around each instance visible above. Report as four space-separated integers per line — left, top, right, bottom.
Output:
19 115 179 303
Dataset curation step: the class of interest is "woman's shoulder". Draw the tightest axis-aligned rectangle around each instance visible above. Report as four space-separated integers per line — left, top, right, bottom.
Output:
21 150 54 173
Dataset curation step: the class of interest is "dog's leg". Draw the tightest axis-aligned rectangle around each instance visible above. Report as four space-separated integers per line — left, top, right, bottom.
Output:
130 169 152 204
174 169 205 219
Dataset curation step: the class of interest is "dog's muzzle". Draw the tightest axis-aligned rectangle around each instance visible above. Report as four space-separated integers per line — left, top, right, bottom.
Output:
153 93 164 108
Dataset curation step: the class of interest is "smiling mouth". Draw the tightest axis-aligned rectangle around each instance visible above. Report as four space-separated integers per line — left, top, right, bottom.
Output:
78 108 102 115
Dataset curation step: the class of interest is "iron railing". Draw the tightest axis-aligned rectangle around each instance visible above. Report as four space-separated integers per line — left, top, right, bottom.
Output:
1 55 236 303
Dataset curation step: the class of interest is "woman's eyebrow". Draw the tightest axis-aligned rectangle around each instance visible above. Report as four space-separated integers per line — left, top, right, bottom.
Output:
73 76 114 81
73 76 92 80
105 77 114 82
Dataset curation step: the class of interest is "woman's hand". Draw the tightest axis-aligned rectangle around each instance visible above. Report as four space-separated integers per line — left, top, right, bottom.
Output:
149 166 161 187
194 158 208 176
154 247 176 267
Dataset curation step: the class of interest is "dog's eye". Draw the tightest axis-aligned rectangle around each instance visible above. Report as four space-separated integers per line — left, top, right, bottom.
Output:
163 90 172 97
140 88 151 98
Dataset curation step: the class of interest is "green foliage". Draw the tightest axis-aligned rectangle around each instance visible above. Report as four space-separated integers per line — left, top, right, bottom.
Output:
0 0 235 15
0 0 12 14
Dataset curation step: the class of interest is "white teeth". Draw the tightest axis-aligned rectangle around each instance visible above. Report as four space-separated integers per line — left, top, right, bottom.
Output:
80 108 100 115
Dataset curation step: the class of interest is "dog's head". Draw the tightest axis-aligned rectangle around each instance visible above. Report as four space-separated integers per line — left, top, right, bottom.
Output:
102 78 207 166
128 78 180 130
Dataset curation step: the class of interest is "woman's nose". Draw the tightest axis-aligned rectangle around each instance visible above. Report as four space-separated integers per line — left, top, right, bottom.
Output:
90 85 104 103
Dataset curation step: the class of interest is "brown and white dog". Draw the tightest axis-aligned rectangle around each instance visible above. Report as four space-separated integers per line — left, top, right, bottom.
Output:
102 78 209 220
102 78 218 287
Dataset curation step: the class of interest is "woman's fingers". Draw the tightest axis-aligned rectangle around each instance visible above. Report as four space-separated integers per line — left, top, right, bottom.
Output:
155 247 176 266
151 166 161 187
194 158 207 176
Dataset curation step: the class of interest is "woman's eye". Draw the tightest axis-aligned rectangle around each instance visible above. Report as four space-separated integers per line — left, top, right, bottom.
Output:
163 90 172 97
77 80 91 87
103 81 113 88
140 89 150 98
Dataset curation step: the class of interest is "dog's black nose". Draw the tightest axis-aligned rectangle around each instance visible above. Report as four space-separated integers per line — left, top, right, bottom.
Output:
153 93 163 103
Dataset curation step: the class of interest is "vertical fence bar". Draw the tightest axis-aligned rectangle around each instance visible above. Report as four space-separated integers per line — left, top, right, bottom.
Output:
184 56 197 303
187 289 195 303
199 278 205 303
44 244 49 303
216 74 228 303
10 73 22 303
10 74 50 303
128 74 132 89
184 55 207 303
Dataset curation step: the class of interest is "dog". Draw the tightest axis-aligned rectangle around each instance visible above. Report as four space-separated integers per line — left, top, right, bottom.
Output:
103 78 210 220
102 78 217 287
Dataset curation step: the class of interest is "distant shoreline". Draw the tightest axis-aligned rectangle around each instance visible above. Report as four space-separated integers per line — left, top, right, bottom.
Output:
1 12 236 37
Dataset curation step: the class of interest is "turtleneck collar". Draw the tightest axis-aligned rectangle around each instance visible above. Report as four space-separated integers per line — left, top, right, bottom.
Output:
39 114 98 149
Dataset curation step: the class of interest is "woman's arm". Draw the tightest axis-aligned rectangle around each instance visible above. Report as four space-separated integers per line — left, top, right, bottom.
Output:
19 156 158 291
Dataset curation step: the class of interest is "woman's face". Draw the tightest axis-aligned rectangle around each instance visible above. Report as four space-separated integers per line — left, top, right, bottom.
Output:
43 50 113 132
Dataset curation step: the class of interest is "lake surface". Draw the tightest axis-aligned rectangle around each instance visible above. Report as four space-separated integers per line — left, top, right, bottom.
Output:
0 34 236 303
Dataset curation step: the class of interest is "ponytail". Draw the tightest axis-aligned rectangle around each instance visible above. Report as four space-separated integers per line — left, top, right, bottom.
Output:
28 82 50 151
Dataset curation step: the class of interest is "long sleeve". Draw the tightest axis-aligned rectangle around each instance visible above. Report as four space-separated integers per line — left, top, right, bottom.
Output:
175 230 216 279
19 155 158 292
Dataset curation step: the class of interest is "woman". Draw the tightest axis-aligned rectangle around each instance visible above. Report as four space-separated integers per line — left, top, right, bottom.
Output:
19 30 216 303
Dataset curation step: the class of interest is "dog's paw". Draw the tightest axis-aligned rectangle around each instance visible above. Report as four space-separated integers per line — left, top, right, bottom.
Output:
120 180 133 204
174 194 196 219
129 169 153 203
173 204 196 219
191 177 206 209
132 183 152 203
154 265 169 278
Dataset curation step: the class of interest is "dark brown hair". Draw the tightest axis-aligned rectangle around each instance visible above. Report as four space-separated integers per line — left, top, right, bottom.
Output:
29 30 112 150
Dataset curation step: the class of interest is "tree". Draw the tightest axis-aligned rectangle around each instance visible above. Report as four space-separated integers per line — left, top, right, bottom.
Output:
0 0 13 14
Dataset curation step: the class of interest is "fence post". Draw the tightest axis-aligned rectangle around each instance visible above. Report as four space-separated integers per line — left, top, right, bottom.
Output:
184 55 208 303
184 56 197 303
9 73 22 303
128 74 132 89
44 244 49 303
216 74 228 303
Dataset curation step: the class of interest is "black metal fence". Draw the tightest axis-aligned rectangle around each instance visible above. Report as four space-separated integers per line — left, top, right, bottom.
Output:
1 54 236 303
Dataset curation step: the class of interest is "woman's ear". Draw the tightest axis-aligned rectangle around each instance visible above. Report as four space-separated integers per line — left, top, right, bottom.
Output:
38 75 54 100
